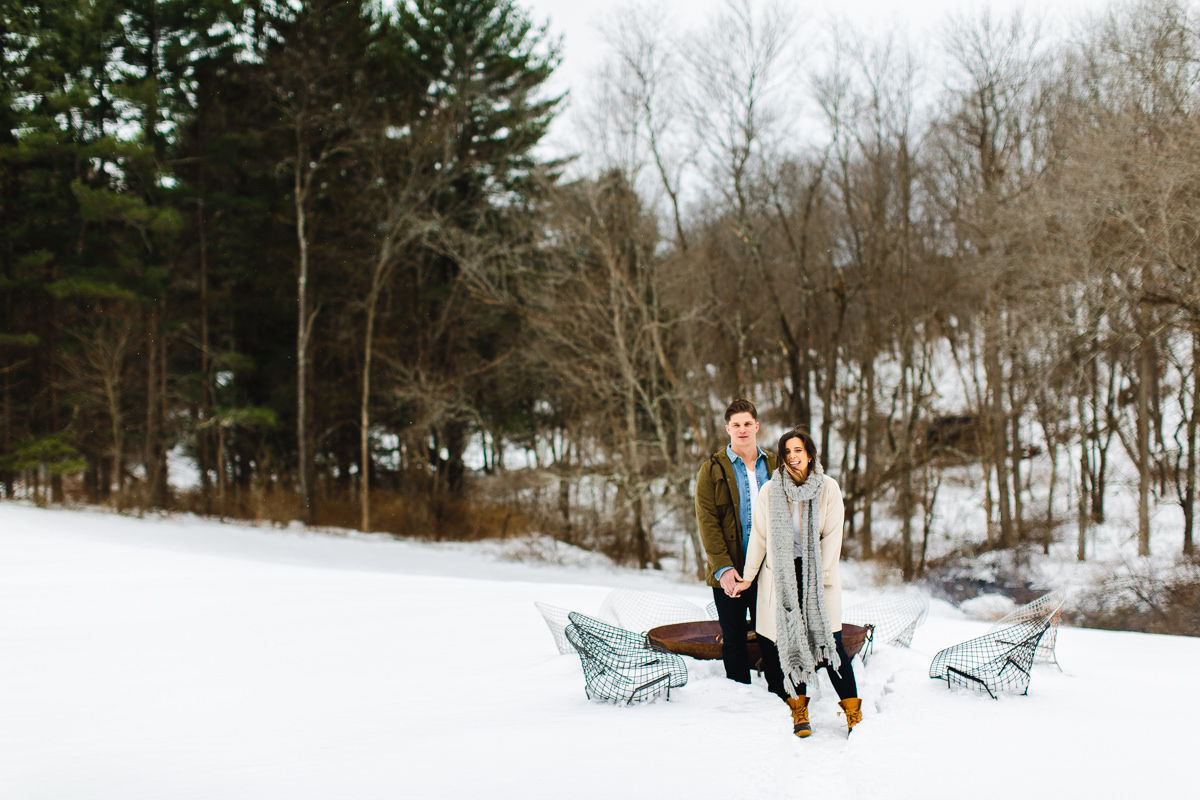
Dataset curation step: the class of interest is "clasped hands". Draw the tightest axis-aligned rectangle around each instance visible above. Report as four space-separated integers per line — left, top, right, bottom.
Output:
719 569 756 598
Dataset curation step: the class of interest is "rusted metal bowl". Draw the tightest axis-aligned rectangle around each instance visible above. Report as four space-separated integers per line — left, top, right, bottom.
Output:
839 623 873 660
647 620 758 661
648 621 873 662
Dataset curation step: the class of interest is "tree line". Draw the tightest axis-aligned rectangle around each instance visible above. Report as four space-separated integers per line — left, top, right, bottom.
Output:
4 0 1200 579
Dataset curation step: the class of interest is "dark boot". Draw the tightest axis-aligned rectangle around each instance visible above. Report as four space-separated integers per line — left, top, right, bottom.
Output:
786 696 812 738
838 697 863 736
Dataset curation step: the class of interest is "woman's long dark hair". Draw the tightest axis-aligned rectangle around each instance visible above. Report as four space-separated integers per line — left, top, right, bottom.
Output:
776 429 818 484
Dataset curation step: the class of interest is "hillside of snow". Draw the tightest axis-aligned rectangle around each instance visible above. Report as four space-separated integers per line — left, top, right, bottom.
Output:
2 502 1197 799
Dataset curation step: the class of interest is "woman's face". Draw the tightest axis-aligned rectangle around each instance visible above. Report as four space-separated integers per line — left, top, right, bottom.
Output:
784 437 810 476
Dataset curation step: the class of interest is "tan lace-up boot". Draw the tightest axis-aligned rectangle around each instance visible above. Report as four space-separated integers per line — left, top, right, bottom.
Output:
786 696 812 738
838 697 863 736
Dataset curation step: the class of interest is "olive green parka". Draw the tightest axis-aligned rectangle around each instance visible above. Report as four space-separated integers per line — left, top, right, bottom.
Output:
695 448 778 588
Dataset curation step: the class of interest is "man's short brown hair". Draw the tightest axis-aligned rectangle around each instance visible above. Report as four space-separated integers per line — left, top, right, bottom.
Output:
724 398 758 422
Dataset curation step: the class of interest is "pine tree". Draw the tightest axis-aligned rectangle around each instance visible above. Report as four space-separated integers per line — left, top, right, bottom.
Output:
385 0 561 493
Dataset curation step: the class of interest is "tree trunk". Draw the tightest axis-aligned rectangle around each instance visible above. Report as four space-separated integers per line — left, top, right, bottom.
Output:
295 144 313 524
361 226 399 532
159 297 169 508
1077 393 1089 562
444 421 467 492
144 309 157 511
919 466 939 576
100 454 111 504
108 353 125 509
197 199 213 512
360 284 380 532
860 356 876 558
557 473 573 542
733 311 748 398
841 389 860 545
1185 329 1199 556
983 462 995 550
217 421 226 519
142 302 168 510
985 314 1014 547
899 346 914 581
1044 437 1057 556
1010 396 1023 541
1136 329 1153 557
1090 359 1112 522
779 314 811 429
820 341 837 466
2 356 10 499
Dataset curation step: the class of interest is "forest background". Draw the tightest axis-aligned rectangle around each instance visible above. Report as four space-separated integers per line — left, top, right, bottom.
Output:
5 0 1200 628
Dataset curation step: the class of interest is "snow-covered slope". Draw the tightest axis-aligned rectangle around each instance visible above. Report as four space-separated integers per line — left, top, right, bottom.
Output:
1 503 1195 799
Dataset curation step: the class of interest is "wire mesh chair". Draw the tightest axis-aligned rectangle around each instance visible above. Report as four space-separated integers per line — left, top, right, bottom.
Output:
565 612 689 704
534 601 578 655
987 587 1068 669
842 593 929 649
597 589 709 633
705 601 719 620
928 616 1052 698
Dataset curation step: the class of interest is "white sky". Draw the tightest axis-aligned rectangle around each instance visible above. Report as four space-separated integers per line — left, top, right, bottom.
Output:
519 0 1118 157
519 0 1115 90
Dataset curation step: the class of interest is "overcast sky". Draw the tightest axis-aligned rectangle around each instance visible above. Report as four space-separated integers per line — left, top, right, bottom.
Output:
517 0 1117 157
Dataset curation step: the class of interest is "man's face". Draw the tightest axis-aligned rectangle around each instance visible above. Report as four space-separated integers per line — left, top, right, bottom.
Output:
725 412 759 449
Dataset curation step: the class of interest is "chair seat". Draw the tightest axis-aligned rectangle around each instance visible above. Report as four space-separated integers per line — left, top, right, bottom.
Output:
566 612 688 704
929 616 1051 698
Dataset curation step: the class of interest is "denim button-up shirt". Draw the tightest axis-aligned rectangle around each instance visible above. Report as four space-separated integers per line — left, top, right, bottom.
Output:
715 444 771 581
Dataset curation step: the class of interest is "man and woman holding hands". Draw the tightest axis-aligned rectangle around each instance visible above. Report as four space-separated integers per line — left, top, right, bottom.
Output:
695 399 862 737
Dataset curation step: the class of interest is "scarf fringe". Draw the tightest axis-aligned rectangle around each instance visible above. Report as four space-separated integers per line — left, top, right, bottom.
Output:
769 460 839 697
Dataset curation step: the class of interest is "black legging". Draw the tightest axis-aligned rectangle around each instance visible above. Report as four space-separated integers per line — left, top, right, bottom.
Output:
757 557 858 702
758 629 858 702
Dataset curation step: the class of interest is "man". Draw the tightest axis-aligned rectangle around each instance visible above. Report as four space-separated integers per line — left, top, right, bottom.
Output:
695 398 777 683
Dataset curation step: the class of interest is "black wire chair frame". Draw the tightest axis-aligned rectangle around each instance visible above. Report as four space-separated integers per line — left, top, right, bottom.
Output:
565 612 688 704
987 588 1068 670
842 593 929 650
929 616 1052 699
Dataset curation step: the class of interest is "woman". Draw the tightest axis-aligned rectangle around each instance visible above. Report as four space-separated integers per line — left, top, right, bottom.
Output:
734 429 862 737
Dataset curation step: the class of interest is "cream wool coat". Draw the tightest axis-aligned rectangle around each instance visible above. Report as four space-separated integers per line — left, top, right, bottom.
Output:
741 474 846 641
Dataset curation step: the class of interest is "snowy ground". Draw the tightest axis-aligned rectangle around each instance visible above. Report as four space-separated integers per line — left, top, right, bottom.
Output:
2 503 1198 799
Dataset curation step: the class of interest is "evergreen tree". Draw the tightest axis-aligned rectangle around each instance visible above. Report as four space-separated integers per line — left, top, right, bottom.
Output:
385 0 561 492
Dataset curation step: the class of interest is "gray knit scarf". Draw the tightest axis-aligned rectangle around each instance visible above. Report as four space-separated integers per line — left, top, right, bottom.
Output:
769 459 839 697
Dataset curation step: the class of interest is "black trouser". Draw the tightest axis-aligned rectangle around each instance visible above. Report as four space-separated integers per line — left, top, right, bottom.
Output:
757 556 857 702
712 582 757 683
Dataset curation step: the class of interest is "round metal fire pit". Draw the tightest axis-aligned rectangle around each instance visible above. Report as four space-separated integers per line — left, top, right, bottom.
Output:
647 620 758 661
648 621 873 662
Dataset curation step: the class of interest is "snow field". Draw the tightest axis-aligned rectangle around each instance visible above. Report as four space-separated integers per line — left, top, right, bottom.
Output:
2 503 1198 799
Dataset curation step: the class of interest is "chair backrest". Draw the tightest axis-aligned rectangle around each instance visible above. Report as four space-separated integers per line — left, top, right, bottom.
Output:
987 587 1068 667
842 593 929 648
534 601 576 655
597 589 708 633
568 611 658 656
